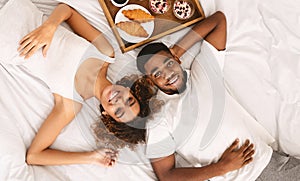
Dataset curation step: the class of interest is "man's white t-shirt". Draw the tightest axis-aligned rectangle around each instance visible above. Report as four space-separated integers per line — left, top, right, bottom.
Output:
146 41 275 180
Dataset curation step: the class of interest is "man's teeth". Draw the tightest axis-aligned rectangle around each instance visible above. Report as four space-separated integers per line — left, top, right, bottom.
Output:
168 75 178 85
109 91 119 101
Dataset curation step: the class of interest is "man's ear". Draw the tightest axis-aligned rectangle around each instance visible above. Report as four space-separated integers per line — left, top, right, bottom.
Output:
169 48 182 64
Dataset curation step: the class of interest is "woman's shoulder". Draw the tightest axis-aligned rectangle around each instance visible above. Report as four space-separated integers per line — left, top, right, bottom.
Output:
82 44 115 64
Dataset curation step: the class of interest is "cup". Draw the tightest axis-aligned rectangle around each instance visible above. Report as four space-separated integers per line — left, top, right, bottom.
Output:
111 0 129 7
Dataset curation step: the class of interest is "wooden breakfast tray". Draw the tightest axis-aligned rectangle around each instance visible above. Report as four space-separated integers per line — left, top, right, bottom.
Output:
98 0 205 53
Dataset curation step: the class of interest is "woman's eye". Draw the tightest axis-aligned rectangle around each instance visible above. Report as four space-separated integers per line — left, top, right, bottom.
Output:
154 71 161 78
115 108 122 117
126 97 134 106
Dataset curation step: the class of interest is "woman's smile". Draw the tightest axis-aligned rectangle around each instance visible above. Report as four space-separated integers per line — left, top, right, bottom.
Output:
101 85 140 123
108 90 120 103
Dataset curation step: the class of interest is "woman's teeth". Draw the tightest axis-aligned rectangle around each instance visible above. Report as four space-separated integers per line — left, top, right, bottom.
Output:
109 91 119 101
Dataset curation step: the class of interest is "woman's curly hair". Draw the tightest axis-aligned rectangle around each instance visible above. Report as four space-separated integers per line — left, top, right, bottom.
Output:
92 74 164 150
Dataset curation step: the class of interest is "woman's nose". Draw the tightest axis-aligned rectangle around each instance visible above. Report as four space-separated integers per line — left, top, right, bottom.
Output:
113 96 125 105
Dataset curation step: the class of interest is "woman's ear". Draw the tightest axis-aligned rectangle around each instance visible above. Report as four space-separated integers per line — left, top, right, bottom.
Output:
101 111 109 116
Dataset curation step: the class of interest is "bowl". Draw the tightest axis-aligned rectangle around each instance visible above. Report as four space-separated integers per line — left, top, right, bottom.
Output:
149 0 171 14
173 0 195 20
111 0 129 7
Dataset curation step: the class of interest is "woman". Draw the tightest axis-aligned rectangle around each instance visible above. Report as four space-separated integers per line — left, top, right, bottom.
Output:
17 3 163 167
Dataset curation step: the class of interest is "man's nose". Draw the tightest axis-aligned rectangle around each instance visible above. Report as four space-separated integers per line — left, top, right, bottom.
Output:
163 69 174 79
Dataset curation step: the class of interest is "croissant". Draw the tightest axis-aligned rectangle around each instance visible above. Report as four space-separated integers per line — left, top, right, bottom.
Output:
122 9 155 23
116 21 149 37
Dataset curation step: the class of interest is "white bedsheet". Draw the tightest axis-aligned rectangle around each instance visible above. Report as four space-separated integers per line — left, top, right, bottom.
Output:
0 0 300 180
217 0 300 157
58 0 300 157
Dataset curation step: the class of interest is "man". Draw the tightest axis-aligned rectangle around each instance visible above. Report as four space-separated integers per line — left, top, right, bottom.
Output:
136 11 277 180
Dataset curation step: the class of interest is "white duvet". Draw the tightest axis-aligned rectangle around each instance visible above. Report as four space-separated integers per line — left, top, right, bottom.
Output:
0 0 299 180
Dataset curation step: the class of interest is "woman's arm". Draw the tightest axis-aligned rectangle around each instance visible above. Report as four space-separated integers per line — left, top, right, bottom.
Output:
65 6 114 57
18 4 72 58
151 139 254 181
26 94 116 166
170 11 227 60
19 3 114 59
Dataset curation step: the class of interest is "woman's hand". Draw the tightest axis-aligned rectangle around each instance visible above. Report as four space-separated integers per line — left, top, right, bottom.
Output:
217 139 255 174
90 148 118 167
18 22 56 59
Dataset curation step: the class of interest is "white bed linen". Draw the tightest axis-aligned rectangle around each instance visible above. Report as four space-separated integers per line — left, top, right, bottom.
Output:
58 0 300 157
214 0 300 157
0 0 155 180
0 0 300 180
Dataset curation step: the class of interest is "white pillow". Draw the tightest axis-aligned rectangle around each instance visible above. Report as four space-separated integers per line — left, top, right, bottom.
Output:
0 0 8 9
0 0 45 65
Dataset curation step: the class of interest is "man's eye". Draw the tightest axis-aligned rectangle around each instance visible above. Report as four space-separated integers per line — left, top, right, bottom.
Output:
154 71 161 78
167 61 174 67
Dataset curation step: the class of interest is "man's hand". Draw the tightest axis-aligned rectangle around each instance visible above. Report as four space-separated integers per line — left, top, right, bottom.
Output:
169 47 181 64
217 139 255 174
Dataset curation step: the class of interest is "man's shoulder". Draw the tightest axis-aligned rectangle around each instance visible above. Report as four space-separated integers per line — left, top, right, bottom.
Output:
147 92 182 129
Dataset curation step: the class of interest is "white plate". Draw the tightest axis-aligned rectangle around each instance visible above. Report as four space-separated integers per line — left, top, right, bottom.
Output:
115 4 154 43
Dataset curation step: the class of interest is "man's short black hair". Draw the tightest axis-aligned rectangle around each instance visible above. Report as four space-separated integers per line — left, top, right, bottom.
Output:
136 42 171 74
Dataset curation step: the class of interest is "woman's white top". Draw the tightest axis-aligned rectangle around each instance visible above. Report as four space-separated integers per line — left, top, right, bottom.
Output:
0 0 115 102
24 37 114 102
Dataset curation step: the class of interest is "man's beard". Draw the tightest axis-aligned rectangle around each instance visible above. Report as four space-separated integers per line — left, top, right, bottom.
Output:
163 70 188 95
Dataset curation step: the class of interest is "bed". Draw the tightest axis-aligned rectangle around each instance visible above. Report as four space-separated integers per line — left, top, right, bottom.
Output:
0 0 299 180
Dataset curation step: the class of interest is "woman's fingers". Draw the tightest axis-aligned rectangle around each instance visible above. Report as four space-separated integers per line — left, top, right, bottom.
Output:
18 37 34 52
19 32 34 45
104 155 112 166
25 45 41 59
107 151 118 162
18 21 57 59
106 154 118 167
109 159 117 166
20 41 37 57
42 44 50 57
19 37 49 59
103 148 118 154
18 30 50 59
106 149 119 156
95 148 118 167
